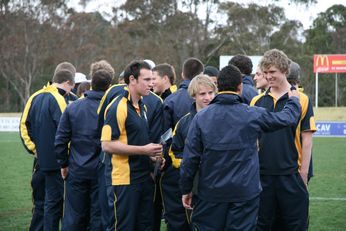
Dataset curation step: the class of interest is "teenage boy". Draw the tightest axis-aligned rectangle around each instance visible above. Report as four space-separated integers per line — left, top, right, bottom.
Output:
101 60 163 231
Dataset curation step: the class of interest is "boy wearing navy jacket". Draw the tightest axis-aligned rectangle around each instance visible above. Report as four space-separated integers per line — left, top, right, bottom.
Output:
180 64 301 231
20 67 75 231
55 70 113 230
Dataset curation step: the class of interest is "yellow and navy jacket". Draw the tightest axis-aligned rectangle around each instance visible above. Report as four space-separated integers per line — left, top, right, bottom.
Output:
101 89 152 186
250 89 316 175
160 85 177 100
55 90 104 179
20 85 68 171
169 103 197 168
180 92 301 202
242 75 258 105
65 91 78 104
98 84 163 143
163 80 193 132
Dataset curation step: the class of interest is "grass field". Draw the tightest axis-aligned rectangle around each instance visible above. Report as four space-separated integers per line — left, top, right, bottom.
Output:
0 132 345 230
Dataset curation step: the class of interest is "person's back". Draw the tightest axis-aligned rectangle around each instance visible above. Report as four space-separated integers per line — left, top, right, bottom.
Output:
229 54 258 104
56 89 105 179
55 69 112 230
163 80 192 129
180 64 301 231
27 86 68 170
20 65 75 231
163 57 204 131
183 89 300 202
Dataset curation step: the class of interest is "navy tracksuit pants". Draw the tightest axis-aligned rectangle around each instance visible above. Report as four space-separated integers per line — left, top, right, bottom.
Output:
62 175 101 230
43 170 64 231
191 195 259 231
106 178 154 231
30 161 45 231
152 173 163 231
161 165 191 231
98 161 109 230
257 174 309 231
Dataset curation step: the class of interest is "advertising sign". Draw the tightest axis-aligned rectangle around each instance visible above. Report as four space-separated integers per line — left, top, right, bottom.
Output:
313 54 346 73
0 117 20 132
314 121 346 137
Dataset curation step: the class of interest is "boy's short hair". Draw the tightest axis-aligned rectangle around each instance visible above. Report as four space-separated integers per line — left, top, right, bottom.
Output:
90 60 115 82
204 66 219 77
188 74 217 97
260 49 291 75
52 69 74 84
182 58 204 80
287 61 301 85
152 63 176 85
91 69 113 92
217 65 242 92
123 60 151 84
229 55 253 75
54 62 76 76
76 81 91 97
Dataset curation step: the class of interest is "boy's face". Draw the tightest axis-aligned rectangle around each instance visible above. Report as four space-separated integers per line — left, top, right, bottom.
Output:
152 71 165 94
254 67 269 90
133 68 153 96
62 80 75 94
263 66 286 89
194 85 215 111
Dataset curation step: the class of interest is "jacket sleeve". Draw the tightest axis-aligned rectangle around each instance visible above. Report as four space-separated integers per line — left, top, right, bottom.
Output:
163 99 174 132
179 116 202 195
257 96 301 132
148 101 163 143
55 107 72 168
169 119 184 168
97 93 109 137
19 99 36 155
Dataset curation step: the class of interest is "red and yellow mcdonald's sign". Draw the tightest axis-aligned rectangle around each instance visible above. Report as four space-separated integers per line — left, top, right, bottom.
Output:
314 54 346 73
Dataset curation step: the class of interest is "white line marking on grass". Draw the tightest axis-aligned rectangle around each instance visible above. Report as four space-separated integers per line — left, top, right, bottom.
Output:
310 197 346 201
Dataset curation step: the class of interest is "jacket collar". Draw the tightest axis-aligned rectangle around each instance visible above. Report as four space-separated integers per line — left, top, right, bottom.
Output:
179 80 190 89
211 92 243 105
190 102 198 116
84 90 105 100
242 75 254 85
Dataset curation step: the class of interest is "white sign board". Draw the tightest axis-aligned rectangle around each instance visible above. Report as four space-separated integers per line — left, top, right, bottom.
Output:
219 55 262 74
0 117 20 132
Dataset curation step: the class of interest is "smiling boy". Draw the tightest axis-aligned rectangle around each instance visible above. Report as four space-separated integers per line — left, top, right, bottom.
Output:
251 49 315 231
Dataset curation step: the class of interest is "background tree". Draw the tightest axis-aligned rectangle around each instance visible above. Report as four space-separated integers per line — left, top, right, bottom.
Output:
0 1 63 110
0 0 344 111
304 4 346 106
216 3 285 55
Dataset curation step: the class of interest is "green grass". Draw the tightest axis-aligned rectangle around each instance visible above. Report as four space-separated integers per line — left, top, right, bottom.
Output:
0 132 32 230
0 133 345 230
308 138 346 231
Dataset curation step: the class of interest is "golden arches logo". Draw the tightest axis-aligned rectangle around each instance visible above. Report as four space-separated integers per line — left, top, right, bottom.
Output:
315 55 329 67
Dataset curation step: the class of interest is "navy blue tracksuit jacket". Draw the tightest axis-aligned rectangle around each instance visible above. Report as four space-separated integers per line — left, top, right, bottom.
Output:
241 75 258 105
163 79 193 132
180 92 301 202
55 90 104 179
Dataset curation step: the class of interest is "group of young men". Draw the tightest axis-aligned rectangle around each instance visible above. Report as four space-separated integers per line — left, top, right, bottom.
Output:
20 48 316 231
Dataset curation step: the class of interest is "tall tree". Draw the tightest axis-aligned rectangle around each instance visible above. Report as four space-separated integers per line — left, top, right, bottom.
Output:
304 4 346 106
0 0 68 110
216 2 285 55
58 11 112 73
